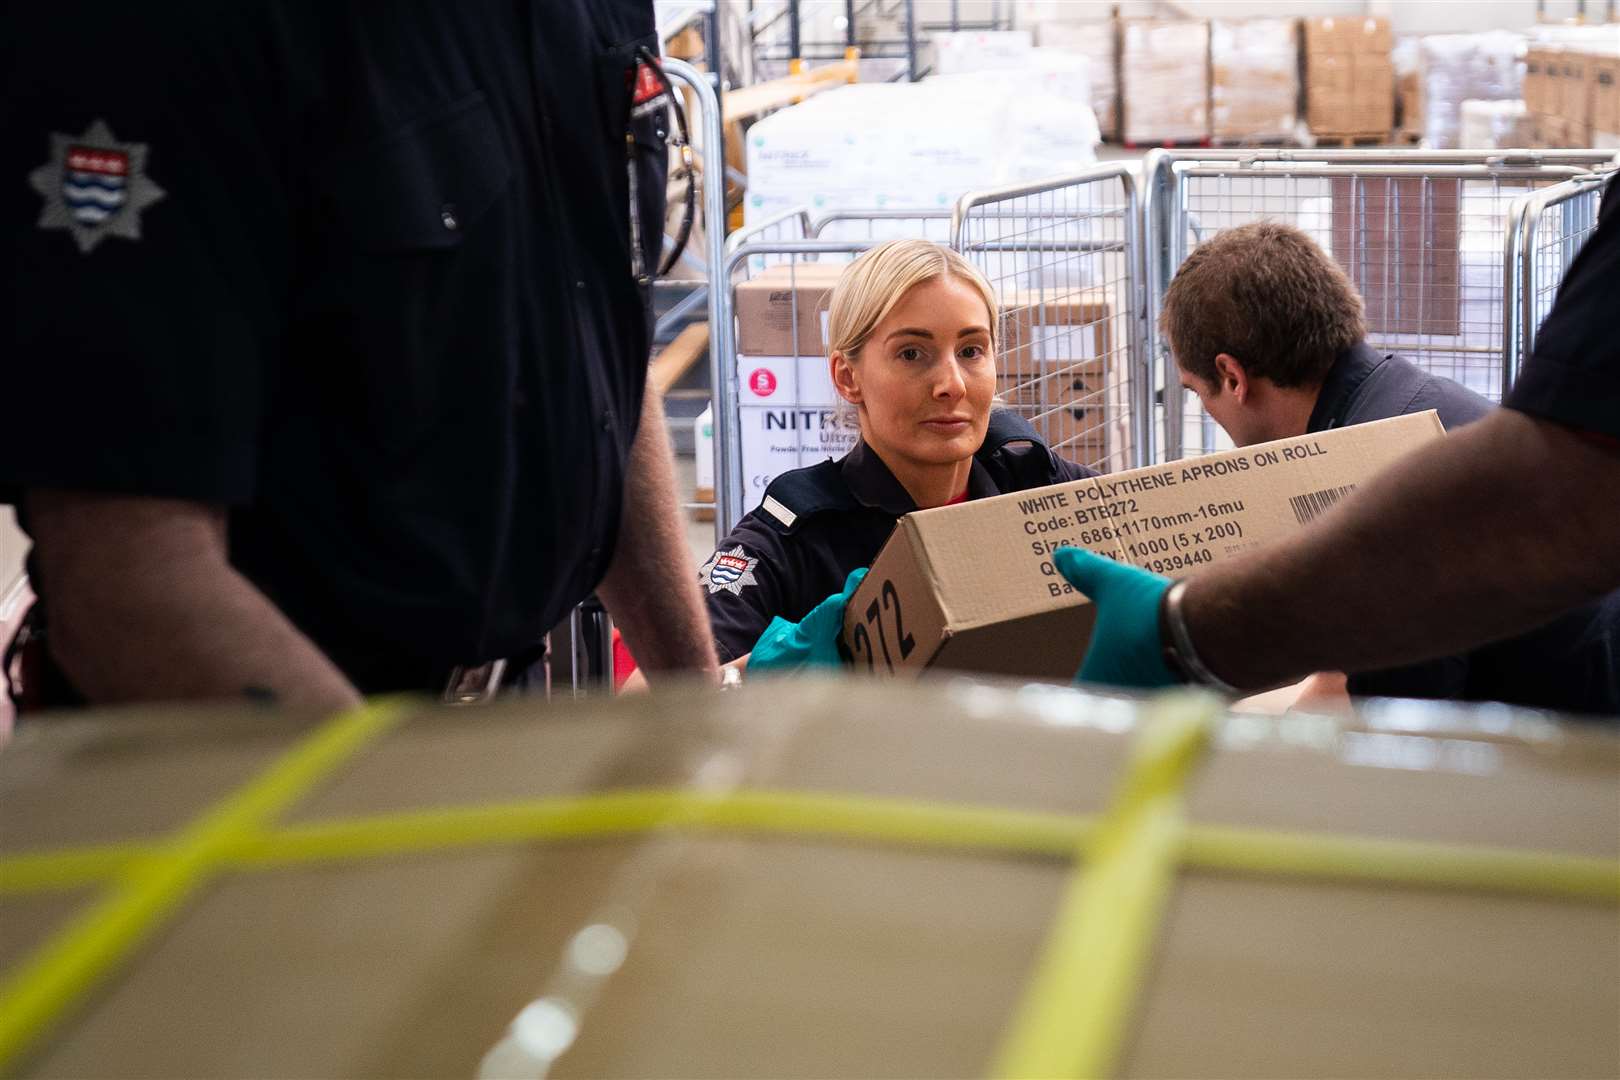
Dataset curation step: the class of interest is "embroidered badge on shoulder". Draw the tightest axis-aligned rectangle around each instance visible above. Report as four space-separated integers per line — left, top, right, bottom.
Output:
28 119 166 254
699 545 760 596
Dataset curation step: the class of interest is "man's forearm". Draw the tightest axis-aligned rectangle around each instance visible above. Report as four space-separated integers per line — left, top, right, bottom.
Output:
596 384 720 684
27 492 362 711
1183 410 1620 689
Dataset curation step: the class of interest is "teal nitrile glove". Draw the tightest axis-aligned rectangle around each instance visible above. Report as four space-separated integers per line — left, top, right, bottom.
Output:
1052 547 1178 689
748 568 869 673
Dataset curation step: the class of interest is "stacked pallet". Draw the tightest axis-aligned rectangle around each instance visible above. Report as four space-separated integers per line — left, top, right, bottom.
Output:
1210 18 1299 144
1303 16 1394 143
1527 43 1620 147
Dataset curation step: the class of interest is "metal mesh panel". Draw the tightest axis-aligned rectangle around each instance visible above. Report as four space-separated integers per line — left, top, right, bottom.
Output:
1525 180 1605 361
1159 163 1584 460
811 209 954 243
726 207 814 273
953 168 1144 474
717 240 881 534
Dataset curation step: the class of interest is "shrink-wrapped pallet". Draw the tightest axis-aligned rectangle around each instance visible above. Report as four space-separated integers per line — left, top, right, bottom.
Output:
1210 17 1299 141
1119 18 1210 144
1035 20 1119 140
1458 97 1535 149
1415 31 1526 149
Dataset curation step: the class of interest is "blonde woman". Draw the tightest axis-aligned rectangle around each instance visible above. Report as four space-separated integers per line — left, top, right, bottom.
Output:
700 239 1100 672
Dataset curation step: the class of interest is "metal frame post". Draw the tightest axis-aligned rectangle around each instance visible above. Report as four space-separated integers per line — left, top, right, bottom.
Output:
788 0 803 73
905 0 917 82
661 59 730 545
951 164 1151 471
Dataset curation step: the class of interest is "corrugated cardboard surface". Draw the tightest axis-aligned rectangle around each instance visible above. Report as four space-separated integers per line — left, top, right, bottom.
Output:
1304 16 1394 135
1590 53 1620 133
733 262 845 358
1126 874 1619 1079
1303 15 1393 56
845 412 1445 682
2 682 1616 1078
0 706 325 850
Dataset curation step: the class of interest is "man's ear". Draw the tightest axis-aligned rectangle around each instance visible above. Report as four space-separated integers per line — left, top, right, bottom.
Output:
1213 353 1251 404
830 350 862 404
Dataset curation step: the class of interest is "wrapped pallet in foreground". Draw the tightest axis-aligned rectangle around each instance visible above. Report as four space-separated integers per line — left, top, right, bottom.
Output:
1 681 1616 1078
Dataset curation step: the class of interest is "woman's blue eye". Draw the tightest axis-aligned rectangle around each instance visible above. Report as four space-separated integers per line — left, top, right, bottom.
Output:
960 344 985 361
898 346 924 362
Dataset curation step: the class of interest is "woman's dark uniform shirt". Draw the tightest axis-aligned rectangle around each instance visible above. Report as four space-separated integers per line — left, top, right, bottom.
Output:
0 1 667 693
1311 340 1619 716
701 411 1098 662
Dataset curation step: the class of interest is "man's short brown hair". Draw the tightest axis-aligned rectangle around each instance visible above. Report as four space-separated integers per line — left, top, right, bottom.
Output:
1161 222 1367 389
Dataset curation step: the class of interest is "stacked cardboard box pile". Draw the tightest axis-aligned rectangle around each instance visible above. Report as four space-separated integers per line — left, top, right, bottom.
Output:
1209 18 1299 142
1118 19 1210 145
4 683 1616 1077
1526 39 1620 147
995 290 1131 473
731 263 858 501
1303 16 1394 139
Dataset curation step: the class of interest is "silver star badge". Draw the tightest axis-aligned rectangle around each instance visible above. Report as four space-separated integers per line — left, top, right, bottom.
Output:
28 119 166 254
700 545 760 596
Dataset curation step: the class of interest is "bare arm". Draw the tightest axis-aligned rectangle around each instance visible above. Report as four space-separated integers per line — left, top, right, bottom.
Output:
1184 410 1620 690
25 491 362 711
595 382 720 686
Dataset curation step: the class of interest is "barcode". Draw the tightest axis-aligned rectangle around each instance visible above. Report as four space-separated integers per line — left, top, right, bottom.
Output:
1289 484 1357 524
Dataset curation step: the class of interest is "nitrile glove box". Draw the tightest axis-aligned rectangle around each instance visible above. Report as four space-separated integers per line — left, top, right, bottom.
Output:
841 411 1446 682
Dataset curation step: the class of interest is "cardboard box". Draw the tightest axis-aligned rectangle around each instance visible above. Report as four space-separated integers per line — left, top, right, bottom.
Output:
1119 18 1210 144
842 412 1443 681
1523 48 1551 115
1308 54 1395 134
739 402 859 499
2 682 1616 1078
1589 54 1620 134
1210 18 1300 140
732 262 845 358
736 353 838 406
1304 16 1394 136
995 290 1130 470
1562 50 1592 128
1535 113 1582 147
1302 15 1393 56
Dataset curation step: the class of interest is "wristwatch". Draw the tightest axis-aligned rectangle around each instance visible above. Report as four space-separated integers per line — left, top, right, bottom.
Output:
1158 579 1243 695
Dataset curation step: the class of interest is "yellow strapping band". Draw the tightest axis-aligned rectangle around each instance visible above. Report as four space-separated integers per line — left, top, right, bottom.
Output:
5 791 1616 906
0 700 406 1075
0 842 153 896
989 697 1218 1080
1180 824 1620 904
229 789 1093 868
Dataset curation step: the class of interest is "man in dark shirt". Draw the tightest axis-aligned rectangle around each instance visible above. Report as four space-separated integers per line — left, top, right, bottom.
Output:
0 1 718 709
1155 221 1616 713
1061 175 1619 709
